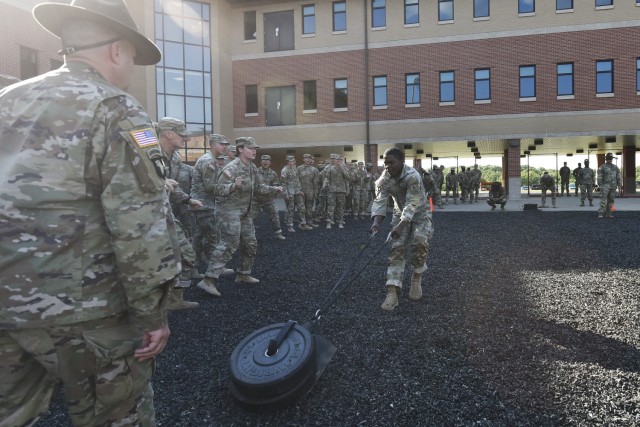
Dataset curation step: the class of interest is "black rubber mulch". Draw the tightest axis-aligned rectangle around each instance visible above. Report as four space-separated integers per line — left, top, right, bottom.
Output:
37 210 640 426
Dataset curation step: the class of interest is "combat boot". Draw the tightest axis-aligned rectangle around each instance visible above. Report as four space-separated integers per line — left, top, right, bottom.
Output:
598 213 604 219
235 274 260 284
168 287 199 310
381 286 398 311
589 200 593 206
310 222 319 228
326 223 332 229
197 278 221 297
220 268 235 276
491 206 496 211
275 231 286 240
299 224 313 231
409 273 423 301
288 226 296 233
338 223 344 229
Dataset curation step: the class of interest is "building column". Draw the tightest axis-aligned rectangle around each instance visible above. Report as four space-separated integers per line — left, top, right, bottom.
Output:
505 139 522 200
364 144 378 166
622 145 636 195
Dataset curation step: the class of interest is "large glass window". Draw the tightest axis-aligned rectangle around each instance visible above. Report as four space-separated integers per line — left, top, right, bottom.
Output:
596 60 613 94
557 63 574 96
519 0 535 13
244 10 256 41
474 0 489 18
406 73 420 104
556 0 573 11
156 0 213 161
519 65 536 98
405 0 419 25
334 78 348 108
302 4 316 35
303 80 317 110
20 46 38 80
333 1 346 32
373 76 387 106
372 0 386 28
246 85 258 114
439 0 454 21
475 69 490 101
440 71 455 102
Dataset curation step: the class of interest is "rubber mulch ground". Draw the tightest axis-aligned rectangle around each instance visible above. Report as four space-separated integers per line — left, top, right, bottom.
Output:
37 210 640 426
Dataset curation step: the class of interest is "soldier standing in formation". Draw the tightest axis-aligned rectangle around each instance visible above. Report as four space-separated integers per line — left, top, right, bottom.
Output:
253 154 286 240
0 0 178 424
578 159 596 207
540 171 557 208
281 155 311 232
470 164 482 202
572 163 583 196
322 154 351 229
445 167 459 204
315 161 329 224
457 166 470 203
559 162 571 196
351 161 369 219
431 165 444 208
597 153 621 219
371 148 433 311
297 154 320 228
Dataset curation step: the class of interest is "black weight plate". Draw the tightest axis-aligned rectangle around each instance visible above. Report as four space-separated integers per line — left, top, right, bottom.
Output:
229 322 316 399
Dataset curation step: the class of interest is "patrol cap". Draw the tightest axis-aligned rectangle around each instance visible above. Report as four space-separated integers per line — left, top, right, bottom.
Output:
261 154 271 161
286 155 295 161
605 152 615 160
303 153 313 159
33 0 161 66
236 136 259 149
228 145 236 152
329 153 340 160
357 161 364 165
157 117 190 136
209 134 229 145
584 159 590 164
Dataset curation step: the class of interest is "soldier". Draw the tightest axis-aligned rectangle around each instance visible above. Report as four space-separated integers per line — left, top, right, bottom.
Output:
540 171 557 208
322 154 351 229
175 161 196 237
0 1 179 424
371 148 433 311
298 154 320 227
470 164 482 202
431 165 444 208
253 154 286 240
227 145 236 162
197 137 283 296
487 182 507 210
457 166 469 203
157 117 204 310
281 155 312 232
315 160 329 224
572 163 583 196
445 167 459 204
351 161 369 219
559 161 571 196
597 153 621 219
578 159 596 207
422 169 435 201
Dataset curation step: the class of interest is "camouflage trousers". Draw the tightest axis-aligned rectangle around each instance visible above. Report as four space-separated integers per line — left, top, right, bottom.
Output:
386 218 433 288
541 189 557 207
351 189 367 216
445 185 458 201
316 191 328 221
326 192 346 224
0 314 155 427
432 188 443 206
206 210 257 278
192 210 218 264
175 219 196 284
560 180 570 195
598 185 616 216
284 193 307 227
579 184 594 202
251 197 282 233
459 185 469 202
302 191 316 224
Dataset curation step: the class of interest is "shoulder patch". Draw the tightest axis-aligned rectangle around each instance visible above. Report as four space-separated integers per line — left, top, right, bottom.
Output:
223 169 233 179
130 128 159 148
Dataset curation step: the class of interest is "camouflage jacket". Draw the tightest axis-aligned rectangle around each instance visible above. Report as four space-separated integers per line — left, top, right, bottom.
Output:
540 174 556 190
162 148 191 208
0 62 179 330
321 163 351 193
297 164 319 195
559 166 571 182
446 172 458 188
469 168 482 185
280 165 302 196
488 187 507 203
372 165 431 225
351 167 367 190
597 163 621 187
191 151 219 210
578 167 595 186
255 166 280 201
573 167 583 185
217 158 279 215
457 171 469 187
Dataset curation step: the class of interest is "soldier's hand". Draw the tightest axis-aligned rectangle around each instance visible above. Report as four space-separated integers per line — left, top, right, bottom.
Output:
391 220 408 240
189 198 203 208
299 191 304 197
275 186 283 193
135 323 170 362
165 179 179 192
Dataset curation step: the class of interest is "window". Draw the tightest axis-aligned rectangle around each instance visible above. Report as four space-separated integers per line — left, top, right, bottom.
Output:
439 71 455 102
519 0 535 13
596 60 613 94
595 0 613 6
373 76 387 106
405 0 419 25
636 58 640 92
334 79 348 109
244 11 256 41
333 1 346 32
245 85 258 114
439 0 454 21
302 4 315 35
474 0 489 18
20 46 38 80
406 73 420 104
303 80 317 110
519 65 536 98
556 0 573 11
475 68 490 101
557 63 574 96
372 0 386 28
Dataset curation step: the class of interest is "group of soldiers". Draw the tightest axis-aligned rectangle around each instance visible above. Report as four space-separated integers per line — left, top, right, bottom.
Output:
418 164 483 208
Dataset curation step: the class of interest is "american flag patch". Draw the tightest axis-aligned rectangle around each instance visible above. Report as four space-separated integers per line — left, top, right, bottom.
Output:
130 128 158 148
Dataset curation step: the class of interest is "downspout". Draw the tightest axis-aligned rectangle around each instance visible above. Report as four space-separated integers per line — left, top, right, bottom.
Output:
363 0 370 163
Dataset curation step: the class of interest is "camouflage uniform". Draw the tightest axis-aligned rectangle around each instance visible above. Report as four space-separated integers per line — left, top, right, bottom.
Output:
175 162 195 237
445 168 459 204
469 165 482 202
0 62 179 426
597 155 621 218
540 173 557 208
351 162 368 219
487 183 507 210
372 165 433 289
322 155 351 228
572 164 582 196
578 160 596 206
253 155 285 238
297 155 320 226
559 163 571 196
457 166 470 203
431 166 444 208
281 157 309 231
315 162 328 223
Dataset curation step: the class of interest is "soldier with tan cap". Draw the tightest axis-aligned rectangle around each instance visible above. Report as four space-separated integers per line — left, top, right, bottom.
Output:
298 154 320 227
253 154 286 240
281 155 312 232
322 153 351 229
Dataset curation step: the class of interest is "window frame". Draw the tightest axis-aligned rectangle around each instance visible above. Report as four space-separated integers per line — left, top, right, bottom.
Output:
518 0 535 14
303 80 317 111
438 0 454 22
334 78 348 109
474 68 491 101
372 0 386 29
244 10 256 41
596 59 614 95
404 0 419 25
373 75 388 107
557 62 574 97
302 4 316 35
473 0 490 19
439 70 455 103
245 84 258 115
333 1 347 32
556 0 573 11
595 0 613 7
405 73 421 105
519 65 536 99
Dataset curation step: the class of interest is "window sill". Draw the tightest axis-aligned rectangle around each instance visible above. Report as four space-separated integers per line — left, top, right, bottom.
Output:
332 30 347 35
474 99 491 104
373 105 387 110
519 97 537 102
439 101 455 106
405 103 421 108
244 112 258 117
333 107 348 112
557 95 575 100
303 109 317 114
595 5 614 11
596 92 614 98
473 16 490 22
371 26 386 31
404 23 420 28
518 12 535 17
243 39 257 44
301 33 316 38
438 20 454 25
556 8 574 14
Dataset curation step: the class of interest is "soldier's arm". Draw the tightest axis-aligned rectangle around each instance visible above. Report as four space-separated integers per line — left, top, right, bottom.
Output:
400 174 423 222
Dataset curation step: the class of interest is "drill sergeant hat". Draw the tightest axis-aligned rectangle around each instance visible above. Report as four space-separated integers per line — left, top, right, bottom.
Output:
605 152 615 160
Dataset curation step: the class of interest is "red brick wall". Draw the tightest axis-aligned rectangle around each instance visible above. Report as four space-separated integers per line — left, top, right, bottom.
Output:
233 26 640 128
